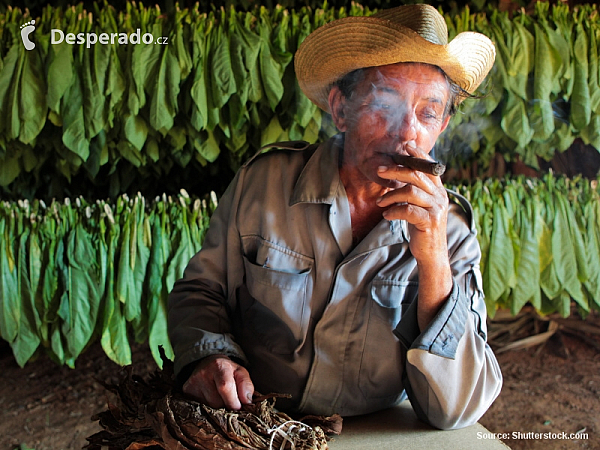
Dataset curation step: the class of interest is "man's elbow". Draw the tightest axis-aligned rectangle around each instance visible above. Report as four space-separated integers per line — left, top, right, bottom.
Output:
427 369 503 430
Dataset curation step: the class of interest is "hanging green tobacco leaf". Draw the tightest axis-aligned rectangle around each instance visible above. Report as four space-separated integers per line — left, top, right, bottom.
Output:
58 214 102 366
99 203 131 365
146 200 173 367
209 19 236 111
501 90 534 148
531 22 556 142
570 22 591 130
0 45 47 145
583 196 600 309
13 221 41 367
61 68 89 163
553 193 588 312
258 11 288 112
0 205 19 343
512 195 542 314
484 196 515 308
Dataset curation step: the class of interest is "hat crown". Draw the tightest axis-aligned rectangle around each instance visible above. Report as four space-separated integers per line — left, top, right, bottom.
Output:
373 4 448 46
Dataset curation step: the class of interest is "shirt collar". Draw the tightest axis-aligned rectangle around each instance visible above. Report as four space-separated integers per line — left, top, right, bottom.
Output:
290 135 343 206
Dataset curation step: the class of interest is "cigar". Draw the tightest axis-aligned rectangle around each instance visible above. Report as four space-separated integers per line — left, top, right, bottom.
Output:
391 154 446 176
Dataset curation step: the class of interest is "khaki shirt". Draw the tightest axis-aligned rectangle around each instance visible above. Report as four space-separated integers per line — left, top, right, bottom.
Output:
168 136 502 429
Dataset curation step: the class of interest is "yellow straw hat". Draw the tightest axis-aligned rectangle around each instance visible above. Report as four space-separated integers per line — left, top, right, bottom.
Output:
294 4 496 112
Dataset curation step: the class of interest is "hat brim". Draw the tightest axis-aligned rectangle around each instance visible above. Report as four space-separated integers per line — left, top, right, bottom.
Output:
295 16 496 112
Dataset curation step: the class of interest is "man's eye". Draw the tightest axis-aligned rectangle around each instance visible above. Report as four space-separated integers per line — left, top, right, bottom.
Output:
421 109 440 121
367 102 390 109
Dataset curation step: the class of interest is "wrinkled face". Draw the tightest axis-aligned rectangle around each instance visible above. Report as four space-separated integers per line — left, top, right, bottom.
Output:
335 63 451 187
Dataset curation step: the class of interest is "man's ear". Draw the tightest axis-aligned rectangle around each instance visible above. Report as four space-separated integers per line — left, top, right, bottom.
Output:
440 113 451 133
328 86 348 132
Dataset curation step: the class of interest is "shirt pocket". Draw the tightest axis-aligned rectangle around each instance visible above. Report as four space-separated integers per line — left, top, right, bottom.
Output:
241 236 313 355
358 280 418 400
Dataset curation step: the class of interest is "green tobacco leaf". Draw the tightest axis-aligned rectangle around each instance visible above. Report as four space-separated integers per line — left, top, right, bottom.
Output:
209 23 236 110
583 200 600 308
484 200 515 305
531 23 556 142
171 14 193 80
106 46 126 127
586 24 600 115
127 44 145 115
19 50 47 144
116 196 151 341
38 210 59 346
512 197 542 314
570 22 591 130
553 195 588 310
147 206 173 367
228 10 259 107
26 217 44 339
148 41 181 133
0 151 21 186
12 225 41 367
258 17 286 111
99 212 131 366
0 45 46 145
501 90 534 148
0 46 23 140
488 14 510 94
196 128 220 163
295 79 317 129
0 211 18 343
580 114 600 149
260 115 288 147
508 20 534 101
190 57 208 131
124 113 148 151
566 195 590 284
61 69 89 162
59 222 101 365
82 42 111 140
165 197 196 295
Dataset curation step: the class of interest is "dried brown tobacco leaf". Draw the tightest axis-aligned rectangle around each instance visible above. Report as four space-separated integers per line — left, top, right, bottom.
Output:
85 349 342 450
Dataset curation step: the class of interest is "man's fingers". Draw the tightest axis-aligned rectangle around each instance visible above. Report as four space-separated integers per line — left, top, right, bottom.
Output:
378 165 440 191
234 367 255 405
214 368 242 410
183 375 225 408
182 356 254 410
376 182 431 209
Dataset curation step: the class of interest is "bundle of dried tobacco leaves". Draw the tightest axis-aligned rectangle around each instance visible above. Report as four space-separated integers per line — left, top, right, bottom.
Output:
85 351 342 450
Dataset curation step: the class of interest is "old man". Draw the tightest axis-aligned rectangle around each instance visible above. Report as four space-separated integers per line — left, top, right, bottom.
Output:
168 4 502 430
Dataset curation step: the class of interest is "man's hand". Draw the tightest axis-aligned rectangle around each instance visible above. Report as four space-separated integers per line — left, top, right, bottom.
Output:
375 144 453 331
375 145 449 264
183 355 254 410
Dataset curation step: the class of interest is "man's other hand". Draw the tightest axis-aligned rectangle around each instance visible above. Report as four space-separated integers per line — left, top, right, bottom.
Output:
182 354 254 410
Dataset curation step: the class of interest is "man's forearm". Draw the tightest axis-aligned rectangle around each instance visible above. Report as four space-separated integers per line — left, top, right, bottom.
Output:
416 258 453 332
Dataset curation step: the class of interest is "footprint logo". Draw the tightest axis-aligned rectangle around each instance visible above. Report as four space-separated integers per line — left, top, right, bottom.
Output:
20 20 36 51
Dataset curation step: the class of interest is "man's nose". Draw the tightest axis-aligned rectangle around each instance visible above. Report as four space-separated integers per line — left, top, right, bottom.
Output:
388 110 417 142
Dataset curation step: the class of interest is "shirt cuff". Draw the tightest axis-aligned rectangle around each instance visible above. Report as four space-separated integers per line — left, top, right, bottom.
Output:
394 281 468 359
173 332 248 377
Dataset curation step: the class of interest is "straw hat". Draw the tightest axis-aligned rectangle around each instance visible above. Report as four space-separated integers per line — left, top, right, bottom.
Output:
294 4 496 112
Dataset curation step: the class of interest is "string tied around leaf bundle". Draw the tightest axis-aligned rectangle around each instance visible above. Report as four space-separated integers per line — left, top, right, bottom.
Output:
268 420 311 450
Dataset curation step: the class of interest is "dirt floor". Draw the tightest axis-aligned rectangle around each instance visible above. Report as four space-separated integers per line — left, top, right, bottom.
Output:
0 311 599 450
